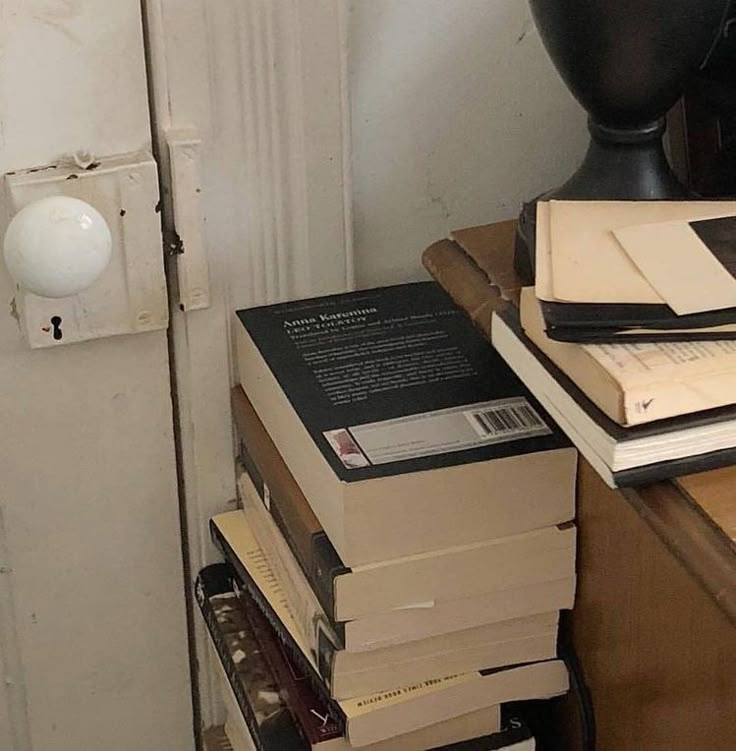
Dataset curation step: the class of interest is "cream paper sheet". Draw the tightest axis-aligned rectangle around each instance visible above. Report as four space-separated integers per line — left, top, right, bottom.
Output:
548 200 736 305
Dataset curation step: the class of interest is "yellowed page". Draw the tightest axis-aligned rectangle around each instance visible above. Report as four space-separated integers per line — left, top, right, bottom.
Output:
534 201 554 301
549 200 736 304
521 287 736 424
584 339 736 388
614 219 736 315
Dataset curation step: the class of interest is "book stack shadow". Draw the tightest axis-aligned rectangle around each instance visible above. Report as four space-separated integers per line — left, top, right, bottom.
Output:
198 283 579 751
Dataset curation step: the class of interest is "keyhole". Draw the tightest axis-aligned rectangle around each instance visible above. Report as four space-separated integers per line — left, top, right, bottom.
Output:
50 316 63 341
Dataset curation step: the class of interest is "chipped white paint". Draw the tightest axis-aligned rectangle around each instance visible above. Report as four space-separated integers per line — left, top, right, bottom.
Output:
0 2 193 750
167 131 211 311
5 153 169 348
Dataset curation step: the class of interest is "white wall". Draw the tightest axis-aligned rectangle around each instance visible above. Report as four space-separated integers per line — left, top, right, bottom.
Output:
349 0 589 286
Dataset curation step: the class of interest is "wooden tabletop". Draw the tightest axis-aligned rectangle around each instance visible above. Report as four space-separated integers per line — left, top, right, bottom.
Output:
423 221 736 624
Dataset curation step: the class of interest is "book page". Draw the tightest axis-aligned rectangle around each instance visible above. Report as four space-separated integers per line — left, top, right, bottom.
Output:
549 201 736 305
520 287 736 424
614 217 736 315
584 339 736 387
238 473 333 654
534 202 554 301
608 322 736 336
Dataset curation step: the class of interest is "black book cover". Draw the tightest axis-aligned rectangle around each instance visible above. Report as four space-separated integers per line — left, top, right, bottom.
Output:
540 215 736 343
237 282 571 485
497 302 736 486
689 215 736 276
540 299 736 343
195 564 311 751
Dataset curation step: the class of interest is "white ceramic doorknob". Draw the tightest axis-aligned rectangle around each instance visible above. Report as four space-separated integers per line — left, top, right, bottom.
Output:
3 195 112 298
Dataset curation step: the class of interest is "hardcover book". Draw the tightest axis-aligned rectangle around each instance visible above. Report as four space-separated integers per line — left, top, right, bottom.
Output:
196 564 320 751
206 513 569 747
235 282 576 566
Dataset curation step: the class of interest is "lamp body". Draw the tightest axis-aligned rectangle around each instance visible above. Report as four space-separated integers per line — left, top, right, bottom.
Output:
515 0 731 281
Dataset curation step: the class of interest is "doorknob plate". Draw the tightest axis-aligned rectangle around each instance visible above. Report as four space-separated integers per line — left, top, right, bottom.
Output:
4 152 168 348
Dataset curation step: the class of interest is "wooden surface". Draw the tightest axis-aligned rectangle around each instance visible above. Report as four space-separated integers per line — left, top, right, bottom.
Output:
677 468 736 546
423 221 736 750
565 462 736 751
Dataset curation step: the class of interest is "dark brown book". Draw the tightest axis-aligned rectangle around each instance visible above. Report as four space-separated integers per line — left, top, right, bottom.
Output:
232 385 346 623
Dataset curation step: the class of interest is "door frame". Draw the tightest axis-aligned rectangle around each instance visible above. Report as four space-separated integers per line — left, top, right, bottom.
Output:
141 0 354 734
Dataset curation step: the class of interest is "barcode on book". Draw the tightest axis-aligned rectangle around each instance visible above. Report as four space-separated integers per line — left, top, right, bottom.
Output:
464 398 551 441
348 398 554 465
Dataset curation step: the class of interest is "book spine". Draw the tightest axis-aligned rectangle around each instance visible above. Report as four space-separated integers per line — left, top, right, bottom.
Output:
311 532 349 624
440 707 533 750
210 519 346 728
240 590 343 746
239 442 347 636
194 565 305 751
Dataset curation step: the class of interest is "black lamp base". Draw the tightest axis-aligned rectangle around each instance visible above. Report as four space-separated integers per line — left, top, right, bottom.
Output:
514 118 690 284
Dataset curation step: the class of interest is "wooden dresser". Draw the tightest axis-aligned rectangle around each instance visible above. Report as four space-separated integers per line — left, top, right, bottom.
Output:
423 222 736 751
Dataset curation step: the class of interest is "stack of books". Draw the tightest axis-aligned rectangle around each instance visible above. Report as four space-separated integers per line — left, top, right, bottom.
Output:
198 282 579 750
489 200 736 487
533 200 736 342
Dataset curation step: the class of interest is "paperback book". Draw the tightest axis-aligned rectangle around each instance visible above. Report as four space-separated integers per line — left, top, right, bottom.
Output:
207 512 569 746
235 282 576 566
198 563 515 751
239 472 561 699
232 385 576 645
492 302 736 487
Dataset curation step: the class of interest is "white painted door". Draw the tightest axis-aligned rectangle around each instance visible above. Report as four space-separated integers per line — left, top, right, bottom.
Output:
0 3 194 750
0 2 354 748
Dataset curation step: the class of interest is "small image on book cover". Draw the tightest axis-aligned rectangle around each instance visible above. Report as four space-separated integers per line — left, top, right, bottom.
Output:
323 429 371 469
